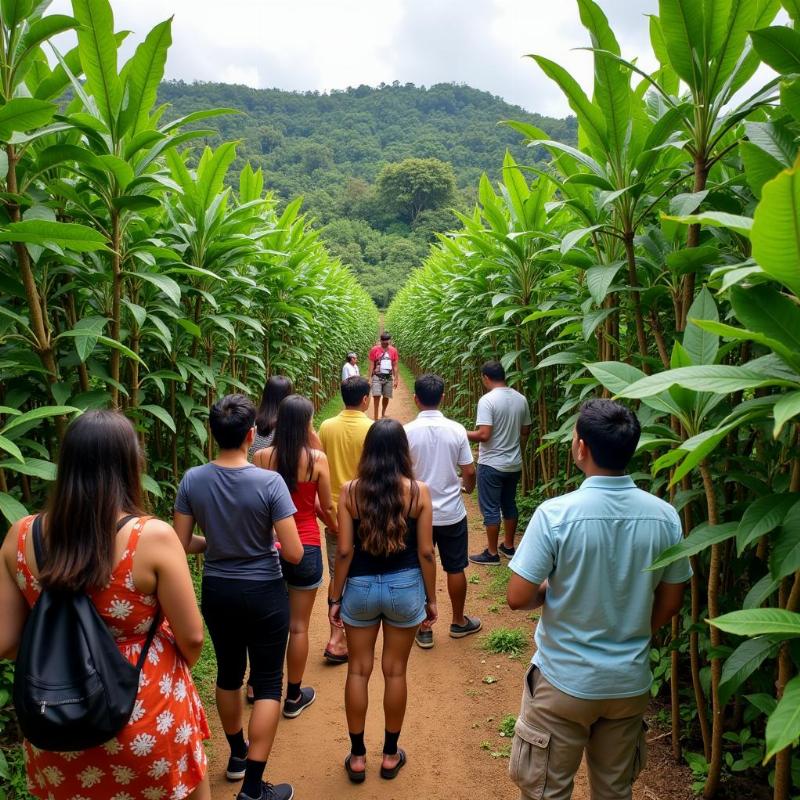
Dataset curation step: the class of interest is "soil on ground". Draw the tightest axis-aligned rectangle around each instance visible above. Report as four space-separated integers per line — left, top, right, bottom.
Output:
206 370 695 799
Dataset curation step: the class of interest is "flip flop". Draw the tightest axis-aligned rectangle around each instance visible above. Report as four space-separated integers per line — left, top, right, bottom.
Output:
323 648 348 664
345 754 366 783
380 748 406 780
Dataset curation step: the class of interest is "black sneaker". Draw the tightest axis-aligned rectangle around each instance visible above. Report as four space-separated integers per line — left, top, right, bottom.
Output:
226 752 247 781
237 782 295 800
282 686 316 719
415 628 434 649
450 615 482 639
498 544 516 559
469 548 500 566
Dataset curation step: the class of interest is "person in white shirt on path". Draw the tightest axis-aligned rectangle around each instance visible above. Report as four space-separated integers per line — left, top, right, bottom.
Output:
467 360 531 566
342 353 360 381
405 373 481 649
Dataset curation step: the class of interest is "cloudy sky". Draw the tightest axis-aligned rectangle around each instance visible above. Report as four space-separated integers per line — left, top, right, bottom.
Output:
49 0 756 118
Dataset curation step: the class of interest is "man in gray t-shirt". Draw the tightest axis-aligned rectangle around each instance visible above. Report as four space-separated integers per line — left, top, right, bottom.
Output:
467 360 531 566
172 394 302 800
175 461 296 581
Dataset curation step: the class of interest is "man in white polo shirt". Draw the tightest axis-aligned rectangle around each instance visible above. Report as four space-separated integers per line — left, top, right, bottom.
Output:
405 373 481 649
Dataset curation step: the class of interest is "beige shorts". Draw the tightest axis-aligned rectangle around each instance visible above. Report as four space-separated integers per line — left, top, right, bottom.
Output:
371 375 393 398
510 665 649 800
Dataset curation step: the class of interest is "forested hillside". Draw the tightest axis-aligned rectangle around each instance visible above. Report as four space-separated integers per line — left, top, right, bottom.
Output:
157 81 576 304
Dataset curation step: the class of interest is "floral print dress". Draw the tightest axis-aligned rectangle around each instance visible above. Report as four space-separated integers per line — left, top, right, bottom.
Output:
15 516 210 800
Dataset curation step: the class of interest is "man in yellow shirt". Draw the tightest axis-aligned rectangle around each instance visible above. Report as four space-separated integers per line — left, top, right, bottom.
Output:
319 376 373 662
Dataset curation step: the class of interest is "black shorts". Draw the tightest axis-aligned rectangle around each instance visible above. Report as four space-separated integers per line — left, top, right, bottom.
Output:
280 545 323 590
201 575 289 701
433 516 469 573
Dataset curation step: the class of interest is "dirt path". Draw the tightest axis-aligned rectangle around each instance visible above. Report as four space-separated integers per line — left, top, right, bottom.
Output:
206 370 692 800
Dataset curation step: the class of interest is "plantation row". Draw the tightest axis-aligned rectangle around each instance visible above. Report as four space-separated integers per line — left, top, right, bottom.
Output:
0 0 377 530
387 1 800 798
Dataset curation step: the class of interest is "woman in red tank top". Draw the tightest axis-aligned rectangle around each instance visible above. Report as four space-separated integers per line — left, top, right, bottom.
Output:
254 395 337 718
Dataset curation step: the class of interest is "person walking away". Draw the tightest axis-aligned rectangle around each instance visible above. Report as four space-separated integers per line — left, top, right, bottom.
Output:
368 332 399 420
468 360 531 565
253 395 337 718
173 394 303 800
318 376 373 663
0 410 211 800
342 353 360 381
506 399 691 800
251 375 321 458
329 419 437 783
404 373 481 649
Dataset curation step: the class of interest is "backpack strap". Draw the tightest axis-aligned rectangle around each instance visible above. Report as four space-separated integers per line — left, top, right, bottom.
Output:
31 514 46 569
116 514 137 531
134 611 161 672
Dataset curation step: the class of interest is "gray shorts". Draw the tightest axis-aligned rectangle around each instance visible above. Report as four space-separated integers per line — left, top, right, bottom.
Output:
371 375 393 398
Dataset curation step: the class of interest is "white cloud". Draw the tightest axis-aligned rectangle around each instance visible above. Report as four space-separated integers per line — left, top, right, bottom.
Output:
46 0 781 117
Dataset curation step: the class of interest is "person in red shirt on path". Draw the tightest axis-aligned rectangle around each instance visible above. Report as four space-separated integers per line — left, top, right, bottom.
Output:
368 332 399 420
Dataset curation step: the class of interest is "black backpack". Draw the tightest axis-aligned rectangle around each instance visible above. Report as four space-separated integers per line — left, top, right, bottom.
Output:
13 515 160 751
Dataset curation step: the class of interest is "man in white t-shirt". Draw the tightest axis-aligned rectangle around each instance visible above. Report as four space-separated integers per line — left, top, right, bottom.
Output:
405 373 481 649
467 360 531 566
341 353 360 381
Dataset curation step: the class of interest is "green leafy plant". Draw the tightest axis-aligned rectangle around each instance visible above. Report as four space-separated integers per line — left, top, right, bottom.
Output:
482 628 529 657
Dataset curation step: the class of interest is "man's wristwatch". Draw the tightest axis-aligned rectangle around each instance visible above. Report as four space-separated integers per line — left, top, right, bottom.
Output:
328 597 342 606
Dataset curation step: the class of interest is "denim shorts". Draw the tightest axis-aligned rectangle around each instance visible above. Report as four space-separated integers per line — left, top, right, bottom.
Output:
280 545 323 590
341 567 426 628
477 464 522 525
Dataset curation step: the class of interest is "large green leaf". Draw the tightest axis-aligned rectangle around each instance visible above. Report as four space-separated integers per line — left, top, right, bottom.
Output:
0 458 56 480
119 16 172 136
586 262 624 305
719 637 776 706
750 26 800 75
72 0 122 130
731 284 800 360
658 0 703 86
0 491 27 525
708 608 800 637
765 674 800 760
529 55 607 151
134 271 181 306
0 220 109 251
773 391 800 437
138 404 176 433
683 287 718 365
0 405 79 435
197 142 237 212
737 494 799 553
770 500 800 580
648 522 737 570
0 98 56 140
618 366 779 399
0 434 23 462
751 157 800 296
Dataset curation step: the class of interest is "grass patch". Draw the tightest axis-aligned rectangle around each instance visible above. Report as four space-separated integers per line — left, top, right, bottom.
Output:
499 714 516 738
468 574 481 584
189 558 217 707
482 627 529 657
314 392 344 427
489 566 512 595
397 361 417 389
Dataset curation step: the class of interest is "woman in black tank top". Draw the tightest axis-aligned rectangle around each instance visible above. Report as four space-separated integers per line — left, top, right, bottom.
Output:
329 419 437 783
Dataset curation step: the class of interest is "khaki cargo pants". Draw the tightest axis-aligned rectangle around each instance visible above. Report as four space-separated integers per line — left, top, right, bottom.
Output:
509 665 649 800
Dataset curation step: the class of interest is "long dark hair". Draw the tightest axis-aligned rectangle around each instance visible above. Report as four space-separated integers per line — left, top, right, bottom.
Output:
272 394 314 493
39 410 145 592
355 418 414 557
255 375 293 437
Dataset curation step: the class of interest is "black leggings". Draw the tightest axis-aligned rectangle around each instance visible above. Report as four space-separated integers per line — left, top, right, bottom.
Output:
201 575 289 701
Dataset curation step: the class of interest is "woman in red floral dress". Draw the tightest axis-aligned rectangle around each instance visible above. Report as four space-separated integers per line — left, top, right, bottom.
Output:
0 410 211 800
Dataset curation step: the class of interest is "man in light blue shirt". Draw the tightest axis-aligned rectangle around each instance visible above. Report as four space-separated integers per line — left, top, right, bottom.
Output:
506 399 691 800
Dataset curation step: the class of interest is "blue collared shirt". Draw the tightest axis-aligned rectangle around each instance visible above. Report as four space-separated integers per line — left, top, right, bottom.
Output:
509 475 692 700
